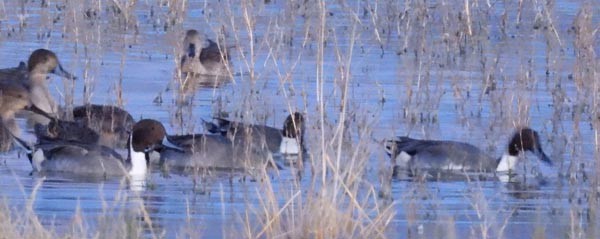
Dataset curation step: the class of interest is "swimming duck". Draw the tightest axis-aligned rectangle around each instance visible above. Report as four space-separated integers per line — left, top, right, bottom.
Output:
133 119 274 171
180 29 231 77
27 49 75 117
70 104 136 148
0 49 76 124
384 127 552 173
26 104 135 148
204 112 305 156
12 120 173 177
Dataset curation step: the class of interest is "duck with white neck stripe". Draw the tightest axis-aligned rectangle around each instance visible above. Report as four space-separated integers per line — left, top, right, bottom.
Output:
131 119 276 172
204 112 306 156
11 119 182 178
385 127 552 176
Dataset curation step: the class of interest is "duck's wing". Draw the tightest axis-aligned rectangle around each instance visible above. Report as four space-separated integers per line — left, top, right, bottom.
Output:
203 118 231 135
167 134 210 148
0 61 28 82
205 118 262 135
200 39 228 63
214 119 277 135
35 139 123 161
34 120 100 145
389 137 495 170
166 134 231 152
386 137 443 156
72 104 135 132
390 137 484 158
33 140 89 159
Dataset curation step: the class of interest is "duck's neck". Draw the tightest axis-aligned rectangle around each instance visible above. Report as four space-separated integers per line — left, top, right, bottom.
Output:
128 137 147 176
30 88 58 115
130 152 147 175
496 154 519 172
28 77 57 115
28 72 48 84
279 136 300 155
129 149 147 176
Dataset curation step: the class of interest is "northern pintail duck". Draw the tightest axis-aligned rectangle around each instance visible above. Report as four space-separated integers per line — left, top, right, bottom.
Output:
22 103 100 146
12 120 173 177
0 82 31 151
204 112 305 156
71 104 135 148
133 119 273 171
0 49 76 124
28 104 135 148
385 128 552 173
180 29 231 77
27 49 76 117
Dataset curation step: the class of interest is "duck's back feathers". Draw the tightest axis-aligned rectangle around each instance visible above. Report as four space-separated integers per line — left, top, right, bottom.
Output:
34 120 100 145
208 118 283 150
0 61 28 82
387 137 496 171
71 104 135 147
200 39 229 64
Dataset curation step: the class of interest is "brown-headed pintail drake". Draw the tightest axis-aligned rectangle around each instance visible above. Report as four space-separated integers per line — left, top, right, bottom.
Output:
12 119 179 178
384 128 552 175
204 112 305 156
180 29 231 77
133 119 275 171
0 82 31 151
0 49 76 124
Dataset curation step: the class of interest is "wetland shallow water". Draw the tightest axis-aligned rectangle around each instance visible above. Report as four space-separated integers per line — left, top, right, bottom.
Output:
0 0 599 238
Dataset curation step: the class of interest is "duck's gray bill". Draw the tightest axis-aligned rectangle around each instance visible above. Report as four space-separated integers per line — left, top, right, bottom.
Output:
51 64 77 80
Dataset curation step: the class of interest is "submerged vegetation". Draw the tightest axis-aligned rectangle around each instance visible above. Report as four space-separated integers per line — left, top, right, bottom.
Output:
0 0 598 238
